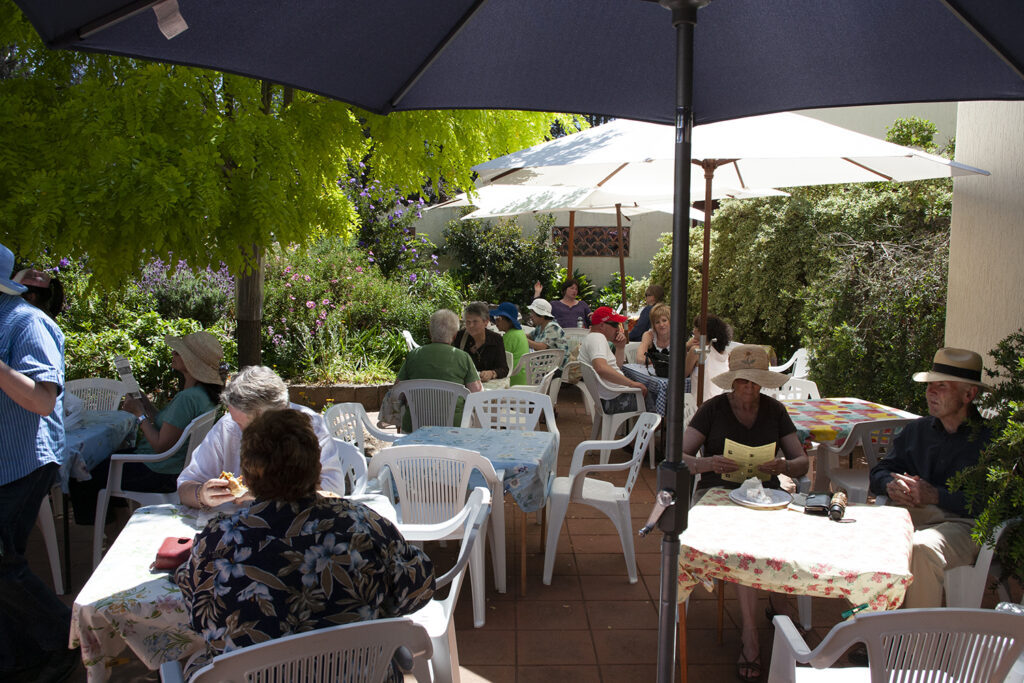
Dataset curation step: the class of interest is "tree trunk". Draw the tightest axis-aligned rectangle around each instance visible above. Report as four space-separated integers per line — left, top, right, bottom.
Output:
236 242 265 369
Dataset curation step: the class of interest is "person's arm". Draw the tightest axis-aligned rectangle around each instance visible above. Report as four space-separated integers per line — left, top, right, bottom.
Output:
591 356 646 396
868 427 912 496
122 395 186 453
533 281 544 300
637 330 653 364
467 380 483 393
177 416 238 507
757 432 809 479
684 335 700 377
491 334 509 379
0 358 58 416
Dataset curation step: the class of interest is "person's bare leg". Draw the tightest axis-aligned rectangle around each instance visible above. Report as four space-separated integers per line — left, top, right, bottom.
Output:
736 585 761 679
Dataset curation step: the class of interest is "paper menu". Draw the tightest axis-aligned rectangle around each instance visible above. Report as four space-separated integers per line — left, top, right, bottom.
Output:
113 355 142 397
721 438 776 483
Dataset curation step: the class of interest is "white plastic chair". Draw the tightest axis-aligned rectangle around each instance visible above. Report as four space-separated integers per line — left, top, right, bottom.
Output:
770 347 810 379
944 518 1018 607
579 362 645 464
93 408 218 568
402 329 420 351
367 445 497 628
825 420 907 504
331 437 369 496
66 377 129 411
504 350 515 378
158 617 434 683
323 402 397 453
36 491 64 594
764 377 821 401
509 349 565 388
542 412 661 585
405 487 490 683
767 608 1024 683
624 341 641 365
393 379 470 432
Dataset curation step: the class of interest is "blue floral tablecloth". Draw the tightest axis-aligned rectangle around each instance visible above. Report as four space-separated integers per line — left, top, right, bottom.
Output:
395 426 557 513
62 410 137 490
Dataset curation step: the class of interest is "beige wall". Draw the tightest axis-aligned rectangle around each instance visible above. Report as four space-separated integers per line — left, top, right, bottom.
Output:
799 102 957 145
946 101 1024 364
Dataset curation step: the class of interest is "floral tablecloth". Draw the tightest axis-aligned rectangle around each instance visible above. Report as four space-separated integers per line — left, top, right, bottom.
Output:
784 397 917 447
677 488 914 611
395 426 556 513
61 410 137 490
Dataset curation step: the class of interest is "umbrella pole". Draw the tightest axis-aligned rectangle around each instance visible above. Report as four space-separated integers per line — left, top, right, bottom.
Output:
616 204 627 311
654 3 700 683
696 161 715 406
567 210 575 276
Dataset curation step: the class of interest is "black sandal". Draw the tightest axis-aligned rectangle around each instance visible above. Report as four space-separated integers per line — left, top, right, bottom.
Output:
736 651 762 682
765 596 807 634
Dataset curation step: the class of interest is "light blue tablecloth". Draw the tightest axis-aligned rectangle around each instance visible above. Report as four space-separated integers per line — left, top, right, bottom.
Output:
395 426 557 513
62 410 137 490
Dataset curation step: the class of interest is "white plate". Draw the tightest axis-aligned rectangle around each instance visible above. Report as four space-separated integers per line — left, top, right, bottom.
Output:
728 488 792 510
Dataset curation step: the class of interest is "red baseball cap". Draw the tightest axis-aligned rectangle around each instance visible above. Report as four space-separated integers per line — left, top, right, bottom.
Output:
591 306 627 326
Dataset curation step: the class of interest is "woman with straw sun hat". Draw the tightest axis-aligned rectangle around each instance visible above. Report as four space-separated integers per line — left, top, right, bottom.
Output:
69 331 225 524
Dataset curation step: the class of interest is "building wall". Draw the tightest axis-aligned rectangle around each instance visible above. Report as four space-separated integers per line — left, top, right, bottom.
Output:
946 101 1024 364
798 102 957 146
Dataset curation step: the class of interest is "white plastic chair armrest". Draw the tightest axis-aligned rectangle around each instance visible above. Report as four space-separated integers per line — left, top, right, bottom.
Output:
159 660 187 683
770 356 796 373
109 449 176 464
567 461 633 499
361 417 398 443
570 434 638 470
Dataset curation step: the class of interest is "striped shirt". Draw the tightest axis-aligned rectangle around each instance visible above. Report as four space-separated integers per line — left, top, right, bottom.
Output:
0 294 65 486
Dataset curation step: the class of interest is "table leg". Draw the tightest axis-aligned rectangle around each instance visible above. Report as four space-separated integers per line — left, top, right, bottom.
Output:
63 493 71 593
678 602 688 683
520 507 527 596
812 443 831 490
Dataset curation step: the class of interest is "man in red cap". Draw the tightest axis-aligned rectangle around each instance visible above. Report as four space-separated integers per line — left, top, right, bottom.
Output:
578 306 647 414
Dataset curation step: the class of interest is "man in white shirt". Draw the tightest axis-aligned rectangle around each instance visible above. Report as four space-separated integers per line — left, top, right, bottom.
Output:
578 306 647 413
177 366 344 508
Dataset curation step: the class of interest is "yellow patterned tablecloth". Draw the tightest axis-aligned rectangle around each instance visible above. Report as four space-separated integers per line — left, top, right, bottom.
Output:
784 397 917 446
677 488 914 611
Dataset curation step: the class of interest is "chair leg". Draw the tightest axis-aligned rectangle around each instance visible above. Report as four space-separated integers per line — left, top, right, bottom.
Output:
469 530 486 628
36 496 64 595
717 580 725 644
92 490 111 568
797 595 812 631
542 494 570 585
429 621 458 683
612 501 638 584
488 488 507 595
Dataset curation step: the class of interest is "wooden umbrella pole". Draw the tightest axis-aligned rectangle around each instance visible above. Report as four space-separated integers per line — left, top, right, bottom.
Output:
567 211 575 276
696 162 714 405
616 204 627 311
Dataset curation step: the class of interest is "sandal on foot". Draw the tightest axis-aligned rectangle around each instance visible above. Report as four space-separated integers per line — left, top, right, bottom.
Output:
736 651 762 682
765 597 807 634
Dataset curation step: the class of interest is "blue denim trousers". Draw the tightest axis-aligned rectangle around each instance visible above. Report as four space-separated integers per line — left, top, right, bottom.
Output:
0 463 72 672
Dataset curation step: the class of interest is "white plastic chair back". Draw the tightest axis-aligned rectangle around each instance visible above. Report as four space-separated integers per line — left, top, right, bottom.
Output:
505 350 514 375
578 362 644 464
402 330 420 351
66 378 129 411
945 518 1018 607
619 413 661 496
624 341 641 365
770 347 810 379
827 419 907 504
764 377 820 401
510 349 565 386
461 389 552 433
323 402 396 453
332 437 368 496
767 608 1024 683
159 617 433 683
394 380 469 431
93 408 219 568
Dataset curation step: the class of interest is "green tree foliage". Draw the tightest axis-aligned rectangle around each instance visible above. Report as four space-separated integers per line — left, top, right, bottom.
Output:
950 330 1024 582
0 1 574 285
645 225 705 324
442 214 560 305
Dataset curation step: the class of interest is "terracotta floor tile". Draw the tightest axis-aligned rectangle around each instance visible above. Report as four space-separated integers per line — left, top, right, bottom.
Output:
456 629 516 666
571 534 634 554
585 600 658 630
454 595 518 631
517 629 597 666
591 628 659 664
566 517 618 535
458 665 517 683
573 552 633 576
518 573 583 601
516 600 590 630
517 665 601 683
579 574 651 601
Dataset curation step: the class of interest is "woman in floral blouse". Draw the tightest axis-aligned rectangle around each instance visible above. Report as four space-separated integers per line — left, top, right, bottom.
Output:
176 409 434 675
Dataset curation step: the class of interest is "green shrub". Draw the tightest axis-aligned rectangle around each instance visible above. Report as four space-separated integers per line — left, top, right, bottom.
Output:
596 271 635 310
546 266 596 307
139 257 235 327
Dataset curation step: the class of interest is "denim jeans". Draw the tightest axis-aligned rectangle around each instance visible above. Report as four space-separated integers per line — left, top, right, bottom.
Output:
0 463 72 672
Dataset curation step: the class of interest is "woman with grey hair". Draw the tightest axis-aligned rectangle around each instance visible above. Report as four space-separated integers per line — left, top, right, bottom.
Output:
177 365 345 509
395 309 482 431
452 301 509 382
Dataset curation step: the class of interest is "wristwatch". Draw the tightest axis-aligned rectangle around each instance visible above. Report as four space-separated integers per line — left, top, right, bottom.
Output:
137 414 148 425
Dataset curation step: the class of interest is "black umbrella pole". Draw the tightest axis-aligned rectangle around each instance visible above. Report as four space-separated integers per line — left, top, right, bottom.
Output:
655 2 701 682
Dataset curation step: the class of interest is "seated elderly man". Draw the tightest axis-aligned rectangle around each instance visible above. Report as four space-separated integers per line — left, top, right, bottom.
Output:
869 347 993 608
578 306 647 414
395 308 482 431
177 365 345 509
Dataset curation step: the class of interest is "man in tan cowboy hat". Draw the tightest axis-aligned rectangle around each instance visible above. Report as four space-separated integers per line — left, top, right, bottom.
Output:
869 347 993 608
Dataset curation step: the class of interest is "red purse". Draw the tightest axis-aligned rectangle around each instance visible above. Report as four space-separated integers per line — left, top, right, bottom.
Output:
151 536 194 571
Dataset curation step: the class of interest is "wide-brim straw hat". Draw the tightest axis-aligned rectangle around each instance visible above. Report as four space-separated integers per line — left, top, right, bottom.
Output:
712 344 790 390
912 347 991 390
165 331 225 385
0 243 27 296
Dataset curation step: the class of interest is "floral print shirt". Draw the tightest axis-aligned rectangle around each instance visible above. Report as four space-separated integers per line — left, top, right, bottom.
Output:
175 494 434 668
528 320 570 368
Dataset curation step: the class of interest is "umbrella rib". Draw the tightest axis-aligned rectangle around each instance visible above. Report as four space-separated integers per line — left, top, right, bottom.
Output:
71 0 162 44
387 0 491 111
596 162 629 187
841 157 894 181
938 0 1024 81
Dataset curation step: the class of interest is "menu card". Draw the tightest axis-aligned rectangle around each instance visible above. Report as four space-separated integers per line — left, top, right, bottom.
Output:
721 438 776 483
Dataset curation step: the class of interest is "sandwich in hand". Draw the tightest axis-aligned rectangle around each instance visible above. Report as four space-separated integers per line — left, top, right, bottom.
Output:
219 471 248 498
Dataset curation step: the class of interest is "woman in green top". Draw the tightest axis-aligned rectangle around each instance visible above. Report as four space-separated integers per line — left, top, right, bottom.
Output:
490 302 529 386
69 331 224 524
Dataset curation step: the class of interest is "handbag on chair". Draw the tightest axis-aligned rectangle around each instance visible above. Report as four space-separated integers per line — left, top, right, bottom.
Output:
644 349 671 378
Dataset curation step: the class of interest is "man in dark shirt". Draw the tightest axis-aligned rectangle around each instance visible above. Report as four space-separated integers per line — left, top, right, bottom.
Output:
869 347 992 608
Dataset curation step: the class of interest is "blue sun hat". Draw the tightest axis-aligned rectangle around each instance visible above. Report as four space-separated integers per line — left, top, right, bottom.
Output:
490 302 522 330
0 243 27 296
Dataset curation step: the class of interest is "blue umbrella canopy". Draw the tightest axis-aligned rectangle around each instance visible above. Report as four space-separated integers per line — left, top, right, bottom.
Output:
11 0 1024 126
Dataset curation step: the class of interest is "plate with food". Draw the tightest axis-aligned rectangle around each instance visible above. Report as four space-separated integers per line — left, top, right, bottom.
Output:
729 478 791 510
220 471 248 498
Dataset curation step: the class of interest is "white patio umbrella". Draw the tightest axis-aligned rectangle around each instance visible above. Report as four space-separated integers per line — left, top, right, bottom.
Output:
473 112 990 402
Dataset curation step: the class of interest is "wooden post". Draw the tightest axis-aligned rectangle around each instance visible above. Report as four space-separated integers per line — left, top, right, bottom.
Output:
616 204 627 311
566 210 576 275
235 242 265 369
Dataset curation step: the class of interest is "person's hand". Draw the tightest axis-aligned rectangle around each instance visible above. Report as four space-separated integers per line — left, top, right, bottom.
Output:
706 455 738 475
480 370 494 381
122 396 143 417
885 473 917 506
198 478 236 508
632 381 648 397
685 336 699 353
533 281 543 297
890 473 938 506
757 457 789 477
614 329 627 347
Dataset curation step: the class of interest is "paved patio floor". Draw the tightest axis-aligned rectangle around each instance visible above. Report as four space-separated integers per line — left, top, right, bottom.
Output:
29 384 1017 682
